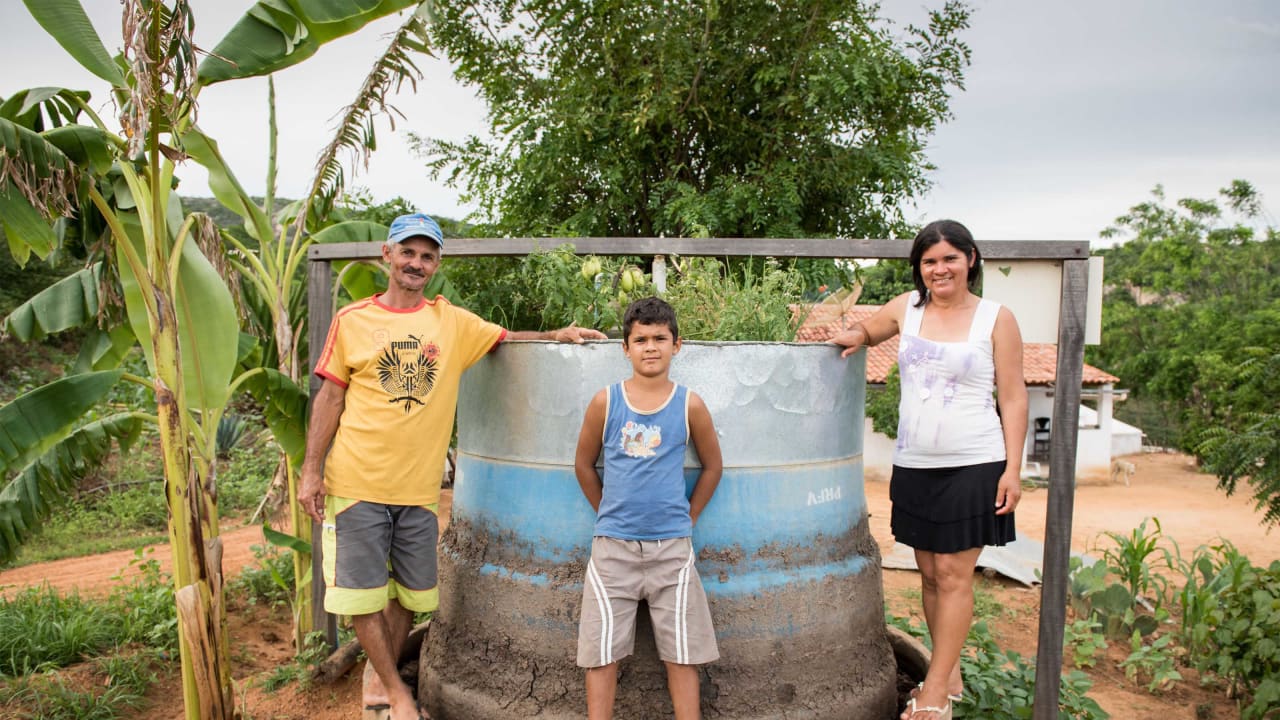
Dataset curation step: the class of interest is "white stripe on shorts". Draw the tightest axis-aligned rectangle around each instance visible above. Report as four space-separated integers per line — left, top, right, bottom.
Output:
675 544 695 664
586 558 613 666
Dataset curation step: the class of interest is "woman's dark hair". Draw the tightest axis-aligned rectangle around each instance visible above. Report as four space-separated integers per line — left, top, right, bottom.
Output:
909 219 982 307
622 296 679 343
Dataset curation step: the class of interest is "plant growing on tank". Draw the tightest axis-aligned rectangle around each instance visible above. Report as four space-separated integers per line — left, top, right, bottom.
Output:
467 245 813 341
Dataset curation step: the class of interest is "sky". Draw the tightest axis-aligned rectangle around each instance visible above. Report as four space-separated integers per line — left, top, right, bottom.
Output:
2 1 1278 246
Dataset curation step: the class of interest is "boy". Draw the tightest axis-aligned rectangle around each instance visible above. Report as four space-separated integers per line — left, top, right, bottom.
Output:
573 296 724 720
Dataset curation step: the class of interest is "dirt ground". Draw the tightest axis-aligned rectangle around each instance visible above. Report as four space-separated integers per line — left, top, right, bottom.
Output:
1 452 1274 719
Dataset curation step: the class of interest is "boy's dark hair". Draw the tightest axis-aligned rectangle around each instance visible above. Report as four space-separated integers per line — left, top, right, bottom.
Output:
622 296 679 343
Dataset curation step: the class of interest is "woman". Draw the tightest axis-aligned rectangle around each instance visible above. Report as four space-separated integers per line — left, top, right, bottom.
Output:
833 220 1026 720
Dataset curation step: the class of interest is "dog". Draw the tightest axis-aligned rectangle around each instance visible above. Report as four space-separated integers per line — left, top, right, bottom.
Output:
1111 459 1135 487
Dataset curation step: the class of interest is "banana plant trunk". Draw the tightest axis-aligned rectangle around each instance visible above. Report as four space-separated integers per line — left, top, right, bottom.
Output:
150 262 235 719
276 300 314 649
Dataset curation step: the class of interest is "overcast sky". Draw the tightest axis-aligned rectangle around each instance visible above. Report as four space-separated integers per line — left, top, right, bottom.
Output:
3 1 1277 245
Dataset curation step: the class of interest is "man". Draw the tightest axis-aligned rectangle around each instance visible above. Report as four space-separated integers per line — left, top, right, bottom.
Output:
299 212 605 720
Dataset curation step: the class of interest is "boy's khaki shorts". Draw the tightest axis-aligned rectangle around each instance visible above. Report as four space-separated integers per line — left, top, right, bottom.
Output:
577 536 719 668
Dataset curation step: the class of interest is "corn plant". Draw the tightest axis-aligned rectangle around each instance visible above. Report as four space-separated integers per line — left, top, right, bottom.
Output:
1097 517 1179 611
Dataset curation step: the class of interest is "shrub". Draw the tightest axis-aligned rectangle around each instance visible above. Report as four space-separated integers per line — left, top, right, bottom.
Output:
1180 553 1280 719
229 544 294 607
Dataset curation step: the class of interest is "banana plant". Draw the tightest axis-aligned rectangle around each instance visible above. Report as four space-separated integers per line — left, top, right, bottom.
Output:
183 2 440 650
2 1 430 717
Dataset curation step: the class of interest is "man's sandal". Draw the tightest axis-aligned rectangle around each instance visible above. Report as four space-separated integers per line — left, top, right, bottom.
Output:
904 697 953 720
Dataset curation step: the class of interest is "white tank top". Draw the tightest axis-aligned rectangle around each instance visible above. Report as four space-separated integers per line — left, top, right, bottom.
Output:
893 291 1007 468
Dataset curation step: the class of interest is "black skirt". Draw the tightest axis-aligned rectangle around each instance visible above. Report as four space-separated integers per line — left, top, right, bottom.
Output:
890 460 1015 554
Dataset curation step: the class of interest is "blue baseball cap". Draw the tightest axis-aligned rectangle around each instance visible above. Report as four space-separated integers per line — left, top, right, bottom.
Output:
386 212 444 248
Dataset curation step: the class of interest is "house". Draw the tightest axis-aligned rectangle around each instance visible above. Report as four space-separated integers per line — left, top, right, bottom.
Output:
796 304 1139 482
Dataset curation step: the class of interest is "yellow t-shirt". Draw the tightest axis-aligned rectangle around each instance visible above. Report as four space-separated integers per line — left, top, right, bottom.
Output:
315 294 506 505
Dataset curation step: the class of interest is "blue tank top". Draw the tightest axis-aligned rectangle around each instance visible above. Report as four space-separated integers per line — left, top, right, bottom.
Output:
594 382 691 540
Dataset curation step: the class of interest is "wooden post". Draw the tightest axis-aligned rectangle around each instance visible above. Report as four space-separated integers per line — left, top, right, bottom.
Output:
306 256 339 650
1032 258 1089 718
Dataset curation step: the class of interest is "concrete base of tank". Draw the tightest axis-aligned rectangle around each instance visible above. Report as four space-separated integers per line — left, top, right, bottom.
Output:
421 516 897 720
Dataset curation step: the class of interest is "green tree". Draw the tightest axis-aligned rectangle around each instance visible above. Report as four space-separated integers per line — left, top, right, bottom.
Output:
856 258 914 304
1197 350 1280 527
415 0 972 240
1091 181 1280 525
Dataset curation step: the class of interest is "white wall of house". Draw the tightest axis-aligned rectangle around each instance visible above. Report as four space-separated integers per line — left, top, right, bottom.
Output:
862 383 1138 483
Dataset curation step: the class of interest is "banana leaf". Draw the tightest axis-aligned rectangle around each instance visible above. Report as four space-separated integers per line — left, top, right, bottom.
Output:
0 412 144 564
238 369 308 468
73 326 139 373
115 210 239 412
42 125 115 176
0 87 91 131
2 263 102 341
198 0 420 84
21 0 126 88
0 370 124 478
182 127 273 244
0 117 77 263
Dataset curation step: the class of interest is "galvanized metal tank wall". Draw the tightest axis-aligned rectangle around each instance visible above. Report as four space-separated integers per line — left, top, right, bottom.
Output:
422 341 895 719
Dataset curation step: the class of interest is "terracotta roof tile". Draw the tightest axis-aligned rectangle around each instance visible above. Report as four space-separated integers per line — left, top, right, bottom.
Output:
795 304 1119 386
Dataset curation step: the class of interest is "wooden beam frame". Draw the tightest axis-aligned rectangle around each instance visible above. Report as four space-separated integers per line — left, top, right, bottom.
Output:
306 237 1090 717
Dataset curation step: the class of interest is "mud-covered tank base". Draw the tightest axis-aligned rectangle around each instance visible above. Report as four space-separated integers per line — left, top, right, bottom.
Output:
422 516 897 720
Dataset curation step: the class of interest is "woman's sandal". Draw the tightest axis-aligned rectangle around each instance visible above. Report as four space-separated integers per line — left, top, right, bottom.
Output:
909 682 964 703
904 697 953 720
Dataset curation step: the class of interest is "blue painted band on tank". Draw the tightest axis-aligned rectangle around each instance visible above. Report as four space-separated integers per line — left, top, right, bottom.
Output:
453 454 596 563
454 454 867 560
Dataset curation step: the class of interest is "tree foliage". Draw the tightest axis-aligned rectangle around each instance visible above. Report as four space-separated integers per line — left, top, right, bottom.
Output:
1091 181 1280 525
855 258 914 305
417 0 972 240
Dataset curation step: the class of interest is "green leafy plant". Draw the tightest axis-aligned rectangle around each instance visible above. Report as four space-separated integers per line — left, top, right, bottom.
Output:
886 614 1109 720
972 583 1016 621
229 544 294 607
215 414 249 459
419 0 971 240
1178 553 1280 719
1120 631 1183 694
1067 555 1163 640
108 548 178 652
519 246 639 332
866 365 901 438
215 442 278 518
1065 617 1109 669
1097 517 1179 611
663 256 807 341
261 524 312 640
1175 539 1252 660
